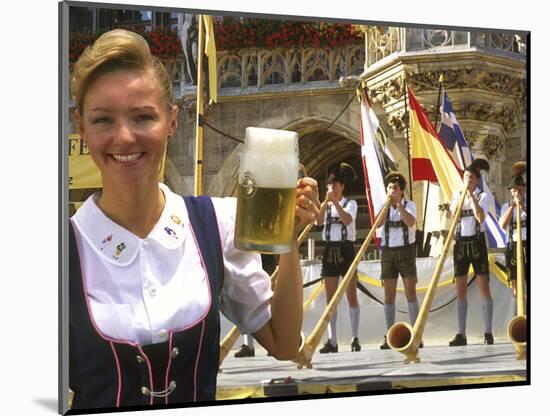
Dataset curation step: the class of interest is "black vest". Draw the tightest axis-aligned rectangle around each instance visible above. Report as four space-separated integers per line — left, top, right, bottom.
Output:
69 196 224 411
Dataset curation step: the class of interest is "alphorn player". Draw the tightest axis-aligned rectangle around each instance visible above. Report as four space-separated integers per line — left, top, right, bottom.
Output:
449 159 494 346
499 162 527 316
377 172 420 350
316 163 361 353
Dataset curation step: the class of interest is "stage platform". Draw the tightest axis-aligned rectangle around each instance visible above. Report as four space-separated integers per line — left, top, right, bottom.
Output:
216 340 527 399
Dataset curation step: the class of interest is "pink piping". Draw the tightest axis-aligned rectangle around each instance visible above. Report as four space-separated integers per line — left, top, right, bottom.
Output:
72 220 146 407
168 220 212 332
109 342 122 407
137 345 154 405
164 333 174 405
193 320 206 402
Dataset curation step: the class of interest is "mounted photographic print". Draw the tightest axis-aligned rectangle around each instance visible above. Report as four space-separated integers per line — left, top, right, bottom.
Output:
59 0 529 414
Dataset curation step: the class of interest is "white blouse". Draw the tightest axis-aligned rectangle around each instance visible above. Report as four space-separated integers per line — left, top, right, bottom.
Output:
376 200 417 247
450 188 490 237
71 183 273 345
321 198 358 242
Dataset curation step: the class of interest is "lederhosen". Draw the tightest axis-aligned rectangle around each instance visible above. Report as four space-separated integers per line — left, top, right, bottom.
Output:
69 196 224 411
453 192 489 276
380 201 417 280
505 208 527 281
321 199 355 277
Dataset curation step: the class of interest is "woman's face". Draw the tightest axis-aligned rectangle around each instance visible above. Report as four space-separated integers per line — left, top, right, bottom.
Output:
77 70 178 188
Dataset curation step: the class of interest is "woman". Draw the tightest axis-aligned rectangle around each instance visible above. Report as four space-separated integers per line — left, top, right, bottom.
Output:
499 162 527 315
68 29 320 409
448 159 493 346
376 172 420 350
316 163 361 353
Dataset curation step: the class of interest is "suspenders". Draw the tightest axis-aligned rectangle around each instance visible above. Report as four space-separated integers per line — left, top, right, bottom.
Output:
456 192 483 240
384 200 409 247
325 199 350 242
508 207 527 244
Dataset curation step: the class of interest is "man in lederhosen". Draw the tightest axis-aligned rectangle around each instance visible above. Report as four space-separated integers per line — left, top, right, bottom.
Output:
377 172 420 349
316 163 361 353
499 162 527 316
449 159 494 346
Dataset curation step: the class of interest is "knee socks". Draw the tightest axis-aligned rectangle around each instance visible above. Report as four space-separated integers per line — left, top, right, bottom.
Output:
457 300 468 335
349 306 360 338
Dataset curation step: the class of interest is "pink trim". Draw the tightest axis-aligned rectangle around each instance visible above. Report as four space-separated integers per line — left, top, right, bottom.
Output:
72 219 143 407
109 342 122 407
137 345 154 405
71 219 141 348
193 320 206 402
167 221 213 333
164 333 174 405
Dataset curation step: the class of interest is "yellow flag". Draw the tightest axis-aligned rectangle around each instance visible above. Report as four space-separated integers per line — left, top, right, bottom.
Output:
408 87 463 202
202 15 218 104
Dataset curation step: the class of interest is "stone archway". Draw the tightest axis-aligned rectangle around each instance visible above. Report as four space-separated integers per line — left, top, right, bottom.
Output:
206 117 363 197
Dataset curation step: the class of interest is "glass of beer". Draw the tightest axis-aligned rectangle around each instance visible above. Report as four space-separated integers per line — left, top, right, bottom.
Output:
234 127 299 254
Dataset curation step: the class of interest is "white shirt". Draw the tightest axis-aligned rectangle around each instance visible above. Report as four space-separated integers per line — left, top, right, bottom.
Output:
71 183 272 345
500 202 527 242
376 200 417 247
321 198 358 242
450 188 490 237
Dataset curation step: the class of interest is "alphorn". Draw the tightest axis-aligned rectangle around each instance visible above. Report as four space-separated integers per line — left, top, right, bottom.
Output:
218 201 328 366
293 197 392 369
507 202 527 360
386 186 468 363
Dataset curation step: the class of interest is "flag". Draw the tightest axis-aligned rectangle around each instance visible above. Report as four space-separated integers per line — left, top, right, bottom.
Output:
202 15 217 104
408 86 462 202
438 92 472 170
359 90 389 223
438 90 506 248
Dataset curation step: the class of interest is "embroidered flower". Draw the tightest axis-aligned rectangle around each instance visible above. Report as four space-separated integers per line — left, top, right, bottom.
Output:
164 227 178 239
100 234 113 251
113 242 127 259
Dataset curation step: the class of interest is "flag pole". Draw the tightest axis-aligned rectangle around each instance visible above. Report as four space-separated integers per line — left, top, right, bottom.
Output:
194 15 205 197
402 74 413 203
421 73 444 236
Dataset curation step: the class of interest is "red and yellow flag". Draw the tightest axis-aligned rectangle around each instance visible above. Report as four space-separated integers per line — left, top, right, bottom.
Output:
408 86 462 202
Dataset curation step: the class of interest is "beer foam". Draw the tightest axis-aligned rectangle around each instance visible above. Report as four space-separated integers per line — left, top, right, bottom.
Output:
244 127 298 157
240 127 299 188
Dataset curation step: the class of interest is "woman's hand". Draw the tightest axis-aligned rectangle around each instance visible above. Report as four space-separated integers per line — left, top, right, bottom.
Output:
295 177 320 234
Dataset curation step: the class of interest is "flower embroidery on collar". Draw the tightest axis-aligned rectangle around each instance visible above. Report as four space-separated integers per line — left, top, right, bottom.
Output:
100 234 113 251
171 214 181 225
113 242 127 260
164 227 178 239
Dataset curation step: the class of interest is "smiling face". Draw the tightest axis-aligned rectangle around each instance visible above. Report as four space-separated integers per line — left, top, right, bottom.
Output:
76 69 178 190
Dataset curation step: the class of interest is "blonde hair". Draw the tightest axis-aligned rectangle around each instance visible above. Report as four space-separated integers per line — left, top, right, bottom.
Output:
70 29 174 113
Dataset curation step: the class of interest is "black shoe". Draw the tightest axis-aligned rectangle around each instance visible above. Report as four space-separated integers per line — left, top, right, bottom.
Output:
351 337 361 352
419 341 424 349
484 333 494 345
380 336 391 350
319 341 338 353
234 344 255 358
449 333 467 346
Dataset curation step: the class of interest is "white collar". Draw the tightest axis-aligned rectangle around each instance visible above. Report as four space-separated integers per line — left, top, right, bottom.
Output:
72 183 187 266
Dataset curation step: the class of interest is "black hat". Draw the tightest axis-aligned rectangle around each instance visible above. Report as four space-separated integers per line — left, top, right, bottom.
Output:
384 171 407 190
464 158 490 178
327 162 357 188
508 161 526 189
